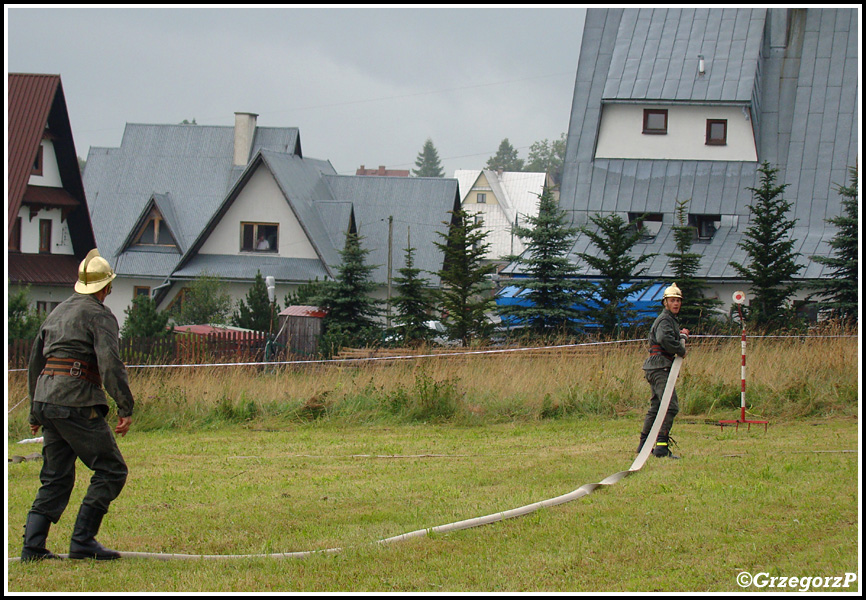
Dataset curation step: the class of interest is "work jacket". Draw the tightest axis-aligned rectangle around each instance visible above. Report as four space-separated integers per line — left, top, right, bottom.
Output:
28 293 134 424
642 308 687 372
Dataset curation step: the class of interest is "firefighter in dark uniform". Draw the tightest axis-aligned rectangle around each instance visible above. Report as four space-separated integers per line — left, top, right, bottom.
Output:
21 249 134 561
638 283 689 459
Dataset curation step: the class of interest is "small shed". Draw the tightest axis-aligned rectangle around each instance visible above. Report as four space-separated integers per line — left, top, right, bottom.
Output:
278 305 327 357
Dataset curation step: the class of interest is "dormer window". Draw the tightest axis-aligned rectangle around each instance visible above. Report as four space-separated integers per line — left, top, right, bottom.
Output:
134 208 175 246
642 109 668 135
629 212 663 240
689 214 721 241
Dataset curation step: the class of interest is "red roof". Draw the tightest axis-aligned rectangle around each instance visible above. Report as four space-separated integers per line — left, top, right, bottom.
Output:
8 74 61 233
7 73 95 255
7 253 80 287
279 305 327 318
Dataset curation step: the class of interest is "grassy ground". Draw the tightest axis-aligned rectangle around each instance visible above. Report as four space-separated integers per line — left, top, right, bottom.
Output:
7 417 859 592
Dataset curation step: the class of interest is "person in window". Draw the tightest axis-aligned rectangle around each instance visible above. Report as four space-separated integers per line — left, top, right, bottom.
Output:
257 234 270 251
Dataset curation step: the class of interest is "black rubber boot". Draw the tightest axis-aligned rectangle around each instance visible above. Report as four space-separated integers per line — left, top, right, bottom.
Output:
652 433 680 459
68 505 121 560
21 512 61 562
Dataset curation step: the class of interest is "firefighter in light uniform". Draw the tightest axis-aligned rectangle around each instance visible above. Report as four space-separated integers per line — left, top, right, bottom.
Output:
638 283 689 458
21 249 134 561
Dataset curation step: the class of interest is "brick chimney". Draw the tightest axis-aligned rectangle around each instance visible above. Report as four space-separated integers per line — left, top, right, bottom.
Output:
233 112 258 166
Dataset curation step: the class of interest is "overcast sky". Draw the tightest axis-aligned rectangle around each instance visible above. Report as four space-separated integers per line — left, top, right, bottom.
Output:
7 5 586 176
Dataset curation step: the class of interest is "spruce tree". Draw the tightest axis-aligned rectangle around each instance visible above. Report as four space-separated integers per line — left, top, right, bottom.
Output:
497 187 587 336
666 198 722 330
412 138 445 177
174 272 233 325
121 294 172 338
730 162 803 329
232 270 278 332
434 209 497 346
577 213 655 335
809 165 858 325
9 285 44 340
485 138 525 172
318 231 382 353
390 233 436 346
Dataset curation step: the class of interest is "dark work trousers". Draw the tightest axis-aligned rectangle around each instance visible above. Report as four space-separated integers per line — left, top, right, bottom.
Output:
640 368 680 438
29 402 128 523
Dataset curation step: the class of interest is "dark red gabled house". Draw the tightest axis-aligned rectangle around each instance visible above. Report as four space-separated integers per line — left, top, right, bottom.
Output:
8 73 96 313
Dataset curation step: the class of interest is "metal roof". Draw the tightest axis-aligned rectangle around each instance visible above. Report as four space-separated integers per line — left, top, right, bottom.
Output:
557 8 858 282
322 175 461 286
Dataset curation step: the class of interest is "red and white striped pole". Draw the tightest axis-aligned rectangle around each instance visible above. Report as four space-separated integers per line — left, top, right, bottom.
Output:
719 291 768 431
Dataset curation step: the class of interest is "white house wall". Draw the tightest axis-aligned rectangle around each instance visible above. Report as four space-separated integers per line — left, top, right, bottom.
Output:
595 104 758 162
198 164 318 259
16 205 75 256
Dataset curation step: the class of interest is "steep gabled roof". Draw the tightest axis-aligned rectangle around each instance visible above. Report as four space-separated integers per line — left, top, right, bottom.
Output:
8 73 95 255
557 8 858 281
322 175 462 286
84 122 302 278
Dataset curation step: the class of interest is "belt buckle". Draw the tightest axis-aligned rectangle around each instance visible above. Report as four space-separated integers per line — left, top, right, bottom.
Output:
70 361 82 377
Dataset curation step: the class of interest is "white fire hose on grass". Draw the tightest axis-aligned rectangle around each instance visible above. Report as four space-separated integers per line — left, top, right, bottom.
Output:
9 359 683 562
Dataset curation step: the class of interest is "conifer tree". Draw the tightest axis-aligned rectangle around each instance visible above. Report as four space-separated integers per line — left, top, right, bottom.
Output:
485 138 525 172
9 285 44 340
666 198 722 330
577 213 655 335
497 187 586 336
317 231 382 353
174 272 233 325
434 209 496 346
232 270 278 332
121 294 172 338
809 165 858 325
412 138 445 177
730 162 803 329
390 233 436 345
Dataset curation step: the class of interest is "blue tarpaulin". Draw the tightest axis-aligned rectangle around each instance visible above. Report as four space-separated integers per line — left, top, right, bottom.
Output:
496 282 666 329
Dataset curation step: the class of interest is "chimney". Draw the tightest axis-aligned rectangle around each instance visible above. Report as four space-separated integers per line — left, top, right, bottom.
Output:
233 112 258 166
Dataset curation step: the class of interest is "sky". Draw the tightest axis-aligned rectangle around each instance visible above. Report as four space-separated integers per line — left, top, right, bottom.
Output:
6 5 586 177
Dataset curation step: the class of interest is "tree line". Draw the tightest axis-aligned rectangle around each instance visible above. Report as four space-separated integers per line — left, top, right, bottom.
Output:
10 163 857 353
412 135 567 184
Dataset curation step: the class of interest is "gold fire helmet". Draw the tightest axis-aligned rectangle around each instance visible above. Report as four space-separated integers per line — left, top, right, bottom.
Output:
662 282 683 302
74 249 116 294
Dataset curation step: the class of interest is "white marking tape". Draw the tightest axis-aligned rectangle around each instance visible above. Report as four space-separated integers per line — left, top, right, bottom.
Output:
8 358 683 562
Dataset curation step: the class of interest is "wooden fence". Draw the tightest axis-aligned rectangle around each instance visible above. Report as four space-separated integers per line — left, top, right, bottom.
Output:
8 330 270 369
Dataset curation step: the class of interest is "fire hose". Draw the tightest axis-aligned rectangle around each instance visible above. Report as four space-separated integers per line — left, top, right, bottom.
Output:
9 358 682 562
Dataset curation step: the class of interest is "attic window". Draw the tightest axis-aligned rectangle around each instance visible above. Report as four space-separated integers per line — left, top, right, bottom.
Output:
706 119 727 145
688 214 721 241
241 222 278 252
642 109 668 135
32 145 44 176
629 212 663 240
135 209 175 246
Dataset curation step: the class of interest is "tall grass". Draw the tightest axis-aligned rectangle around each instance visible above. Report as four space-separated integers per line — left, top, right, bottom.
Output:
6 335 858 436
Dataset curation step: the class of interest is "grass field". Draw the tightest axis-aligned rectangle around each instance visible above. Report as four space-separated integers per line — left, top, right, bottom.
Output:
6 336 860 592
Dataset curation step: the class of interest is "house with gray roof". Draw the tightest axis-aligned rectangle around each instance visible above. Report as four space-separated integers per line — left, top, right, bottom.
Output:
552 7 858 313
83 112 460 328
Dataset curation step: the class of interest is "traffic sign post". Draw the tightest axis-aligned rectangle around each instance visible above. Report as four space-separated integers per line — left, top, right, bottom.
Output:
719 291 769 432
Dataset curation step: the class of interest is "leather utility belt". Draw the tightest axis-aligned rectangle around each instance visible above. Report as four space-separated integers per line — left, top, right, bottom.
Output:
648 344 675 360
41 357 102 387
